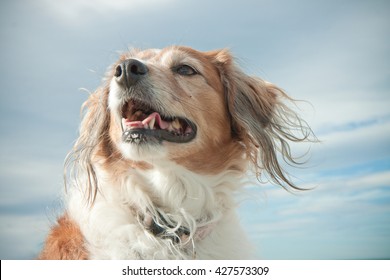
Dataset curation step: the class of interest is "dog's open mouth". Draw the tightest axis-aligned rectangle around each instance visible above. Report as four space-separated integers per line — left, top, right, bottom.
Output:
121 99 197 144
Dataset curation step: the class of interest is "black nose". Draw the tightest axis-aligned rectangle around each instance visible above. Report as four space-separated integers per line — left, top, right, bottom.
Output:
114 59 148 87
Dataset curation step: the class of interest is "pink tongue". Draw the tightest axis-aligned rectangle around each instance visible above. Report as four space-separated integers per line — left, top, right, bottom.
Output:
124 112 170 129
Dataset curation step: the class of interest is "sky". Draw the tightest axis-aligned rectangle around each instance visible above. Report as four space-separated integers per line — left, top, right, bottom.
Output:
0 0 389 259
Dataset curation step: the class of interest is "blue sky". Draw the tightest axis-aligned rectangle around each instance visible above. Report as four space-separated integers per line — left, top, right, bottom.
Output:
0 0 389 259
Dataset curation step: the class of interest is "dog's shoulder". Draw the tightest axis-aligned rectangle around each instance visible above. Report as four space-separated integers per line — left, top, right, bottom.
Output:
39 214 88 260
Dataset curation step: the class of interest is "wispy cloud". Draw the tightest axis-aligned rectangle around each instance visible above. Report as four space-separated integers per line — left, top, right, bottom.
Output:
1 0 389 260
317 115 390 135
0 214 53 259
0 158 63 207
38 0 177 25
240 169 390 259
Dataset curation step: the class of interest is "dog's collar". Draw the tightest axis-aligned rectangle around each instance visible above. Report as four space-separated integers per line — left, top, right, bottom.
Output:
138 210 214 243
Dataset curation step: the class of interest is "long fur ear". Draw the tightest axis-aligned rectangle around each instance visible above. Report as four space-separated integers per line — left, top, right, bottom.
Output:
64 86 110 204
213 50 315 191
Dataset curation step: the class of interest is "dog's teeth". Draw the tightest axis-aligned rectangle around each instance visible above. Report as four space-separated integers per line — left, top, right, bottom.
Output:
172 118 181 130
167 123 174 132
149 117 155 129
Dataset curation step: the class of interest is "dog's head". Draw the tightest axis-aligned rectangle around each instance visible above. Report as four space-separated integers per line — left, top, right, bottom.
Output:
69 46 313 200
107 47 239 173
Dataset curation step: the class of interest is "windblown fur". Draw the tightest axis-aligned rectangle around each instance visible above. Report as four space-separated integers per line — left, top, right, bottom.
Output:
39 46 314 260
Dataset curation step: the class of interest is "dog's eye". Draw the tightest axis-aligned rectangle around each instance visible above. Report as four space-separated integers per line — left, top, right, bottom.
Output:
174 65 198 76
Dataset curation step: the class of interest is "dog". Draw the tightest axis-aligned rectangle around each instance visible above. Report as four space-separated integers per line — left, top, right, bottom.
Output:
39 46 313 259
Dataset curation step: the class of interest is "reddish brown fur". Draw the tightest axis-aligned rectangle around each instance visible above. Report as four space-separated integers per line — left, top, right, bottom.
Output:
39 215 88 260
164 48 246 173
39 46 314 259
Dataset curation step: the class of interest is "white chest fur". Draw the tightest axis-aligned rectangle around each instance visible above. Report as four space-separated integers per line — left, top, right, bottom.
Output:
67 164 253 259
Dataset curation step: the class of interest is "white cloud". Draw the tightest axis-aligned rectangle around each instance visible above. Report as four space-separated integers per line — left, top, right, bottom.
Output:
0 214 51 259
300 119 390 172
39 0 176 25
240 168 390 259
258 2 390 134
0 157 63 206
1 0 389 260
346 171 390 189
278 168 389 214
242 115 390 196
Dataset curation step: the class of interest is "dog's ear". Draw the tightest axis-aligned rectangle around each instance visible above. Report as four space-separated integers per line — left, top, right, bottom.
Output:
211 49 315 190
65 85 110 203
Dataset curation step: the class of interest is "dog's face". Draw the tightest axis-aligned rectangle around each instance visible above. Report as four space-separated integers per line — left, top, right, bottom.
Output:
107 46 242 173
75 45 312 189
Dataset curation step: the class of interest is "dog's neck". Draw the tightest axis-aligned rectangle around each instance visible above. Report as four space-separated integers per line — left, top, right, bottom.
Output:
127 163 239 243
134 208 216 243
66 159 245 259
94 159 241 232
